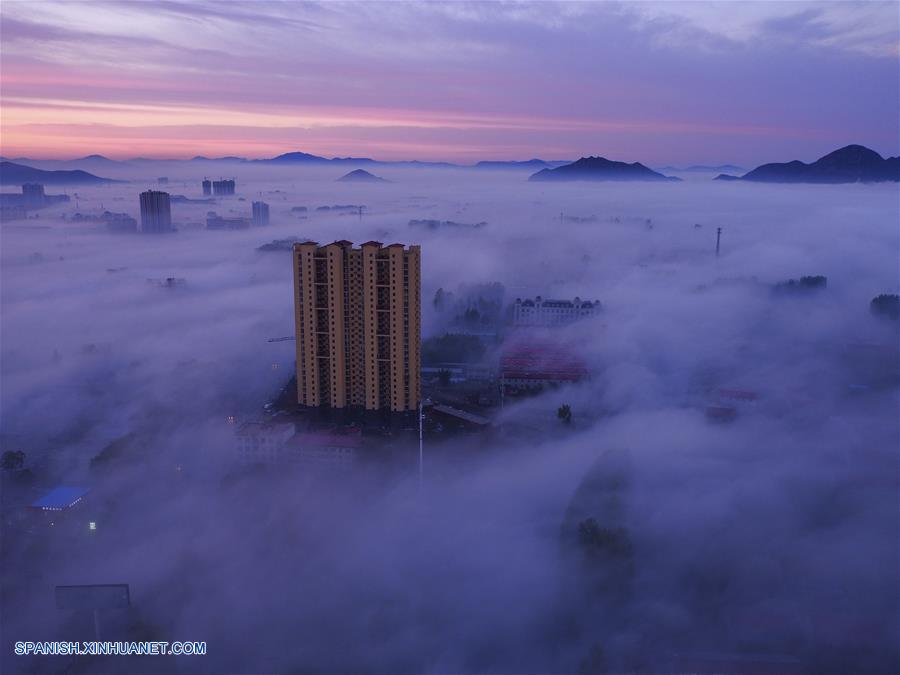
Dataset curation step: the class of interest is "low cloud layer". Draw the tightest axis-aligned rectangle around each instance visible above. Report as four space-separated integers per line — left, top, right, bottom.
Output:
1 163 898 673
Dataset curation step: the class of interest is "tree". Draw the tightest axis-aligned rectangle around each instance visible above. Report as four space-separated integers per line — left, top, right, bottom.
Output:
871 293 900 320
421 333 485 365
557 403 572 424
577 518 633 559
773 275 827 294
1 450 25 471
579 644 609 674
433 287 445 310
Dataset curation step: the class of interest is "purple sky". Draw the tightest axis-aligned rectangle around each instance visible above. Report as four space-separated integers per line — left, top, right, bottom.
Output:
1 1 898 164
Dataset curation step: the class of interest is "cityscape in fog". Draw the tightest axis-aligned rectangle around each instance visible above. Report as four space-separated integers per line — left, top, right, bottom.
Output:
1 2 898 675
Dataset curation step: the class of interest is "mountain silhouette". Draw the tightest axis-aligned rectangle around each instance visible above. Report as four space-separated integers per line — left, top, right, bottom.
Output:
722 145 899 183
0 161 117 185
337 169 388 183
529 156 680 182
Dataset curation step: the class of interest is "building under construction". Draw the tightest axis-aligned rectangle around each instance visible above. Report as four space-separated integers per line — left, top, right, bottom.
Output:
212 179 235 196
292 240 421 415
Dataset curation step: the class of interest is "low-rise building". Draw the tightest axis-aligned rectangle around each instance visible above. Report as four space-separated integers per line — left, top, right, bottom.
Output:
235 421 296 464
206 211 250 229
102 211 138 232
28 486 92 530
500 340 588 394
513 296 600 327
0 205 27 221
429 404 491 432
30 486 90 512
284 431 363 468
1 185 70 212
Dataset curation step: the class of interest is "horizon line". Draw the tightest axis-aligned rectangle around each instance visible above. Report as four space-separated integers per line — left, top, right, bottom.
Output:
0 141 892 168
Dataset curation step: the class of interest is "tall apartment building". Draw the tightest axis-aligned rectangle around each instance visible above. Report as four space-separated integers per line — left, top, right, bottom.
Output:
292 240 421 413
212 179 235 196
252 201 270 226
202 179 212 196
139 190 172 233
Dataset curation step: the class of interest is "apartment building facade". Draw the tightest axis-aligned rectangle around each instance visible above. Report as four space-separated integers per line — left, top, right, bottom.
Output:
292 240 421 413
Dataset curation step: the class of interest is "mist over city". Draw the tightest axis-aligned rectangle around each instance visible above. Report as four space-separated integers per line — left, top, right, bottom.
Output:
1 2 898 675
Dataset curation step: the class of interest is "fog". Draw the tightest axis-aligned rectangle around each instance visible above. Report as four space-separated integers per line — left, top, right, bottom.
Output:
2 162 898 674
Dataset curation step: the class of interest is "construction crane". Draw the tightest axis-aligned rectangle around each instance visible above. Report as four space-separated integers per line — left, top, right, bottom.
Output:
267 336 296 343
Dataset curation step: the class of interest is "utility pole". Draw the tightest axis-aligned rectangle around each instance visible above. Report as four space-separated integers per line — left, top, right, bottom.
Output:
716 227 722 257
418 401 424 482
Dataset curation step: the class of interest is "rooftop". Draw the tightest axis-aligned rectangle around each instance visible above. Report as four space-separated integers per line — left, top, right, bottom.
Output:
286 431 364 449
431 404 491 426
237 420 295 437
31 486 90 510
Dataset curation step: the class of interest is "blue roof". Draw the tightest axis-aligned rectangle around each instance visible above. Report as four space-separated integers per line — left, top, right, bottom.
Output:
31 486 89 509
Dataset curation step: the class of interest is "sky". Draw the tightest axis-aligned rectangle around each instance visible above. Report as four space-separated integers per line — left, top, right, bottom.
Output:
1 1 898 164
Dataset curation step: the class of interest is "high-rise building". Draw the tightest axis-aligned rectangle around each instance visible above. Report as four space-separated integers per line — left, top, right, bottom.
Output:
212 179 235 196
252 201 270 226
202 179 212 196
22 183 45 209
139 190 172 233
292 241 421 412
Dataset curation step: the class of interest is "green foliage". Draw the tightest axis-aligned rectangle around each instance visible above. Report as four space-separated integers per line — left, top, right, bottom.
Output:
577 518 634 559
422 333 486 365
578 644 609 674
1 450 25 471
870 293 900 320
90 432 138 469
433 287 445 310
773 275 827 294
448 282 506 328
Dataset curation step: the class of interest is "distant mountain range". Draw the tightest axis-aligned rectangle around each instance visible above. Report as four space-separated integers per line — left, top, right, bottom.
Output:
189 155 246 163
6 146 897 184
4 152 570 170
475 159 570 170
248 152 460 168
715 145 899 183
529 156 680 182
337 169 388 183
0 161 117 185
2 154 131 171
658 164 744 173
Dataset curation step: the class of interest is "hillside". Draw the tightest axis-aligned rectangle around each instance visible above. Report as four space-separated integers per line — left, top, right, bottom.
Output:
529 156 680 182
0 161 117 185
